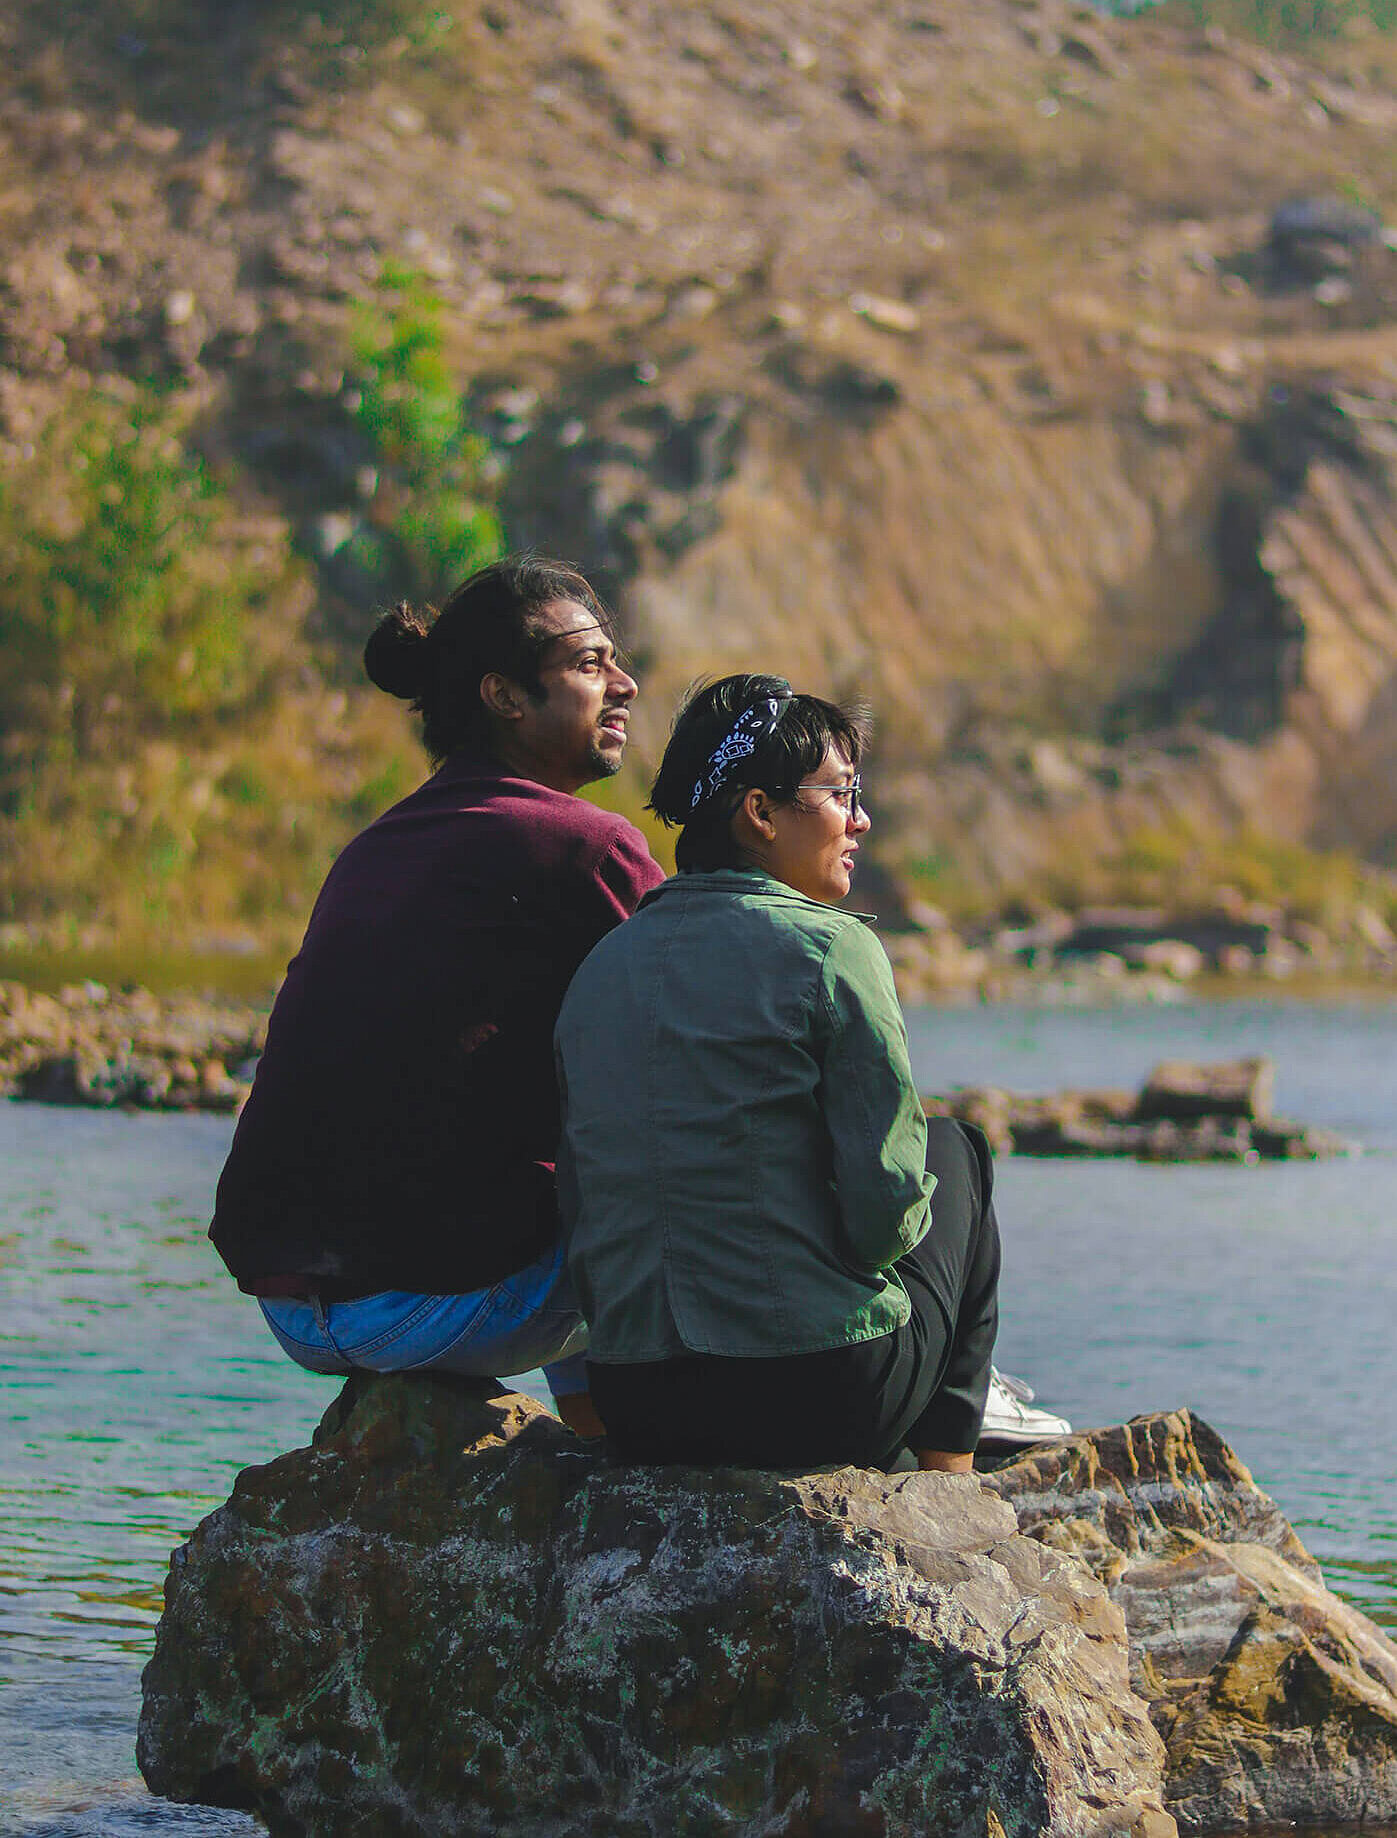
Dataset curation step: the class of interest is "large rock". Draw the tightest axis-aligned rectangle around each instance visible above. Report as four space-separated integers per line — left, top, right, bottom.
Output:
1131 1059 1274 1126
139 1374 1173 1838
983 1413 1397 1832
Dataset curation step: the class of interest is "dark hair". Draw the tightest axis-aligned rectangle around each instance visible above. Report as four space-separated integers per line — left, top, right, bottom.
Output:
649 674 869 872
362 554 611 762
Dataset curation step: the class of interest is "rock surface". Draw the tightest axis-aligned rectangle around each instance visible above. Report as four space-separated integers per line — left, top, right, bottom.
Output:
924 1056 1351 1161
983 1412 1397 1832
139 1374 1173 1838
0 980 265 1111
1132 1057 1275 1124
139 1384 1397 1836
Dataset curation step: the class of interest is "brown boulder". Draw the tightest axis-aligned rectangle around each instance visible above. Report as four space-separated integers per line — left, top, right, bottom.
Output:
984 1412 1397 1831
1132 1059 1275 1125
139 1373 1173 1838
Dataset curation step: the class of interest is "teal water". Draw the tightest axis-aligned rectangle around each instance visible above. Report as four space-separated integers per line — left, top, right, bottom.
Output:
2 998 1395 1833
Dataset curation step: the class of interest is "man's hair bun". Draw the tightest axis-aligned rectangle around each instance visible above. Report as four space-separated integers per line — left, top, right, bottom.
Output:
363 602 432 701
359 555 608 762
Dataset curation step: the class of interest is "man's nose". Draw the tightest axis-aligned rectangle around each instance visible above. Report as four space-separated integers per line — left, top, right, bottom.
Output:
851 799 871 834
609 662 638 701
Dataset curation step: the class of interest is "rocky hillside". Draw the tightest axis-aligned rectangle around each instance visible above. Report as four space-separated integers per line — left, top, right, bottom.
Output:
8 0 1397 950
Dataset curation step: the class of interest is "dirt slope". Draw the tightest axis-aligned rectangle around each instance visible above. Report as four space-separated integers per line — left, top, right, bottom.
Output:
6 0 1397 934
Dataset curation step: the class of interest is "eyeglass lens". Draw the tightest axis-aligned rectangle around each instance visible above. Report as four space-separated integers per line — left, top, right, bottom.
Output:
805 778 862 817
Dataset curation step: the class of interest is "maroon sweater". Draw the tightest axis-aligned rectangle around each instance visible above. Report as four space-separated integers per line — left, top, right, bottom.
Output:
210 750 663 1296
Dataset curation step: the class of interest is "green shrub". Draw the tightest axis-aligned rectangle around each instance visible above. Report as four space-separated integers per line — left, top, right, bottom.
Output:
77 0 453 48
350 263 504 600
0 287 508 949
0 384 412 944
900 848 988 922
347 753 417 825
1061 817 1397 933
0 394 259 769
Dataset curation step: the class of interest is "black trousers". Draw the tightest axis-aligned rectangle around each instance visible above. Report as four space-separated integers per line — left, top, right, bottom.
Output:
588 1119 1001 1470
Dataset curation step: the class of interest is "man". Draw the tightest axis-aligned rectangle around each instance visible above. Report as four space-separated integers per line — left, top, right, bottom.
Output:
210 556 663 1434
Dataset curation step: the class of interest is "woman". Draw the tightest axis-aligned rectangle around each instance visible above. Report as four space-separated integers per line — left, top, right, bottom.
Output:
555 674 1002 1471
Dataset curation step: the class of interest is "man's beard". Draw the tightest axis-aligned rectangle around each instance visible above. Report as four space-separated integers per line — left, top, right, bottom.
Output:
586 736 625 779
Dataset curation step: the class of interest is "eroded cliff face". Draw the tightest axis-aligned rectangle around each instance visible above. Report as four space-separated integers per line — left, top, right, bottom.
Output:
7 0 1397 930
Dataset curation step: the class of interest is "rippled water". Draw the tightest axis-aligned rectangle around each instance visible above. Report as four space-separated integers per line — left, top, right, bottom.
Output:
3 998 1396 1834
907 997 1397 1632
0 1109 331 1836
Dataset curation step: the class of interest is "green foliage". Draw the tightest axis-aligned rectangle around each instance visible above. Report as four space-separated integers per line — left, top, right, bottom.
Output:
1042 815 1397 932
347 752 417 825
0 279 506 948
302 0 453 39
351 263 504 599
91 0 456 49
901 848 987 923
0 396 254 761
894 818 1397 936
1146 0 1397 41
0 385 413 945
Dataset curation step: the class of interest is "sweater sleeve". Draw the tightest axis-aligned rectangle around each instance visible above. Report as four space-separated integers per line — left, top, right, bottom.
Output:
816 922 935 1272
590 820 666 927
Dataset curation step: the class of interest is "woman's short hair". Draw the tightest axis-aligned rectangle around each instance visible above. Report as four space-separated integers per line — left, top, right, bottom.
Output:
649 674 869 872
362 554 611 762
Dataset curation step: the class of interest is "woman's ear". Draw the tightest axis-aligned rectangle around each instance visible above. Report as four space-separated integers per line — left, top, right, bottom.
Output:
736 786 776 840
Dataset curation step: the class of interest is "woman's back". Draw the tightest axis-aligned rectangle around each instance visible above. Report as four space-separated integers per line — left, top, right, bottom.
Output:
556 867 932 1364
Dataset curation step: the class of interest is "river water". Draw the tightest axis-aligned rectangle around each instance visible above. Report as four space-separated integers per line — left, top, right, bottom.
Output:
3 997 1395 1835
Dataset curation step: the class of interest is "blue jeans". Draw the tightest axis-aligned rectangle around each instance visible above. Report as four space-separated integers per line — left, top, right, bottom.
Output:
257 1241 589 1400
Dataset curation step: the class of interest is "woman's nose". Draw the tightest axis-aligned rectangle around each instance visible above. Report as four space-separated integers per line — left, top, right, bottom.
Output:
851 798 871 834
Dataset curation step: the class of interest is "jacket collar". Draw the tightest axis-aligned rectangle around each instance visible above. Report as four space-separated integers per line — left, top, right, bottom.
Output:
638 866 876 925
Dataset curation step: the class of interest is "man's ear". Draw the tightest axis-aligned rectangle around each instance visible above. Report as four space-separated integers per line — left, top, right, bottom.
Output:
480 672 525 722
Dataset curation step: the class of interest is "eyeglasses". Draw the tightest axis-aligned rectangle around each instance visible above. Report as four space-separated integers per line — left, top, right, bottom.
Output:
799 774 863 819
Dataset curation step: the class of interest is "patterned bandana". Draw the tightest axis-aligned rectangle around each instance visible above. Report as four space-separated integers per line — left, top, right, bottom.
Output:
690 690 793 812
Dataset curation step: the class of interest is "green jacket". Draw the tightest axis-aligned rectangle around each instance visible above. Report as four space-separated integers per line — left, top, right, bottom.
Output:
555 868 935 1361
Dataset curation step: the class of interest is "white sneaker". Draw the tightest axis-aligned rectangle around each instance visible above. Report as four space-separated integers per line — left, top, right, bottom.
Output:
978 1366 1073 1448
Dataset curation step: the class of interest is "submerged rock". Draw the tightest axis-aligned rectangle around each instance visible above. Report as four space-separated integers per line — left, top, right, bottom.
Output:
139 1374 1172 1838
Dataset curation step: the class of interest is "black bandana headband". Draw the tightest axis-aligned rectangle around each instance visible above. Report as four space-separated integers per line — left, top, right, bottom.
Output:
690 689 793 812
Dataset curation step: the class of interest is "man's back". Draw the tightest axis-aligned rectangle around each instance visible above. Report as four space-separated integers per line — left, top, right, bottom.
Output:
212 749 661 1296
